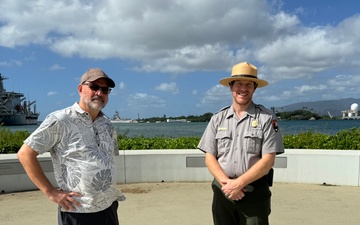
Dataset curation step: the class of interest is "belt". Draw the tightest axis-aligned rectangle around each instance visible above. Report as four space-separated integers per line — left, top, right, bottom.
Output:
229 175 268 188
245 176 268 193
213 177 265 194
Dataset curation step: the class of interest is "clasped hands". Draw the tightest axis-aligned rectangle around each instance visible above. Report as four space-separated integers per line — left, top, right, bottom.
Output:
221 179 248 201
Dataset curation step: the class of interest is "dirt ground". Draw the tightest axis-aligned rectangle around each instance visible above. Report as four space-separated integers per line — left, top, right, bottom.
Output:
1 182 360 225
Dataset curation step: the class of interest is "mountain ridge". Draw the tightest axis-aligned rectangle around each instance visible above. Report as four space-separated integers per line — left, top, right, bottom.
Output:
275 98 360 116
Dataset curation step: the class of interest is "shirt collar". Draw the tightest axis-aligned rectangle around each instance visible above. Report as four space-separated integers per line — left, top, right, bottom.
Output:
225 102 256 119
72 102 104 119
247 102 257 118
73 102 86 114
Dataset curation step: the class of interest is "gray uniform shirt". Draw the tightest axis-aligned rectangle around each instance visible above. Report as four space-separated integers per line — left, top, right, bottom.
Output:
24 103 125 213
197 102 284 178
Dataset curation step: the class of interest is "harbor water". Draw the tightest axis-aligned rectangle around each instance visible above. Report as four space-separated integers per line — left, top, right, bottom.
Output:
2 119 360 138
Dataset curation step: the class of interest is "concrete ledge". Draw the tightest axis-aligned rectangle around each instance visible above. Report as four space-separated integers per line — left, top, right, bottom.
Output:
121 150 213 183
1 149 360 193
0 154 57 193
276 149 360 186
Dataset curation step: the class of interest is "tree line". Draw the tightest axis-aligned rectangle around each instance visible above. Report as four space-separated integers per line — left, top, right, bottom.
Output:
275 109 336 120
144 108 336 122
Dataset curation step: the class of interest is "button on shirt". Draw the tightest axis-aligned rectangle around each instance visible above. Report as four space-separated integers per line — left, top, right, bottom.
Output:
24 103 125 213
197 103 284 178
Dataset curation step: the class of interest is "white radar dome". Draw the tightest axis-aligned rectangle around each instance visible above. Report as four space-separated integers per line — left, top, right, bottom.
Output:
350 103 359 111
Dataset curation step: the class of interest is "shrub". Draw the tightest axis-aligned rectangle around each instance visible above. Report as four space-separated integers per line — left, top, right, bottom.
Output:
2 127 360 153
117 133 200 150
283 127 360 150
0 128 30 154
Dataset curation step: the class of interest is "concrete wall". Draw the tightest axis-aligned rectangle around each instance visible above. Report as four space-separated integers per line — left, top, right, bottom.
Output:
274 149 360 186
1 149 360 193
0 154 57 193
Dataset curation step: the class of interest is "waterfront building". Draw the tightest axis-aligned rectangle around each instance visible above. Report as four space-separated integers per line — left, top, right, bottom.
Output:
341 103 360 119
166 118 188 123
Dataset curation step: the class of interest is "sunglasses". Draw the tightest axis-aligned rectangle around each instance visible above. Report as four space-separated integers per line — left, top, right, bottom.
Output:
83 82 112 94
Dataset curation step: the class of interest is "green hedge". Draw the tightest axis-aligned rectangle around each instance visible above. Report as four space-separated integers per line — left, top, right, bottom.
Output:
118 136 200 150
0 128 31 154
1 127 360 154
283 128 360 150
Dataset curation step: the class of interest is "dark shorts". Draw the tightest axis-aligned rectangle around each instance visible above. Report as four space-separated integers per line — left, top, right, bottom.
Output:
211 179 271 225
58 201 119 225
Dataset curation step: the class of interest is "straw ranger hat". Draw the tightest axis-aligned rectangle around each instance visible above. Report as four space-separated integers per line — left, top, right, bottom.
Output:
219 62 268 88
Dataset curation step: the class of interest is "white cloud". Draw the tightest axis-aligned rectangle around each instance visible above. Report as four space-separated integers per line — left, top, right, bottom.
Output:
327 74 360 94
1 0 360 112
47 91 57 96
297 84 327 93
0 0 299 73
118 81 125 89
197 84 229 108
155 82 179 94
0 60 22 67
49 64 65 70
1 0 360 80
126 93 166 108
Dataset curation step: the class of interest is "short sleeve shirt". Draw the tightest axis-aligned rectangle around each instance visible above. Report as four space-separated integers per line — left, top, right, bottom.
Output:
24 103 125 213
197 102 284 178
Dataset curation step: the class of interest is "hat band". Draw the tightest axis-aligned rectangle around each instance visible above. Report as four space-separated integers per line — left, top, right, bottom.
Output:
232 74 258 79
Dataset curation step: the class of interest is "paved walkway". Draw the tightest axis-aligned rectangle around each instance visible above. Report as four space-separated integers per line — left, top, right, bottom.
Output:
1 182 360 225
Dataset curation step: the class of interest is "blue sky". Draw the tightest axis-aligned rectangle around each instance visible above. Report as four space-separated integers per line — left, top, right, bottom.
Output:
1 0 360 121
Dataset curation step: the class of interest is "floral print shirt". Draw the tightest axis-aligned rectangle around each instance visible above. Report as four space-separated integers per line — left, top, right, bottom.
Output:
24 103 125 213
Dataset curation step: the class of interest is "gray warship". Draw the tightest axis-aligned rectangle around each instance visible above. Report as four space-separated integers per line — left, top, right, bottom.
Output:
0 74 39 125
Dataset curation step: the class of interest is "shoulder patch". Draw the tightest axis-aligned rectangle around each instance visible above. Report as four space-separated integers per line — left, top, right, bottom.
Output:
272 119 279 132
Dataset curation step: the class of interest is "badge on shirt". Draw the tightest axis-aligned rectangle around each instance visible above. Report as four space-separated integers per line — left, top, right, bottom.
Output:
272 119 279 132
251 120 258 128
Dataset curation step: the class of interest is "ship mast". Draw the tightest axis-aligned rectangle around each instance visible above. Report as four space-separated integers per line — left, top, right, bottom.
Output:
0 74 9 93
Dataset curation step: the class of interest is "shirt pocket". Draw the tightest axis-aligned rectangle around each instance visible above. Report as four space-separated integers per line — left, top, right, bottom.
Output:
244 129 263 154
215 131 232 154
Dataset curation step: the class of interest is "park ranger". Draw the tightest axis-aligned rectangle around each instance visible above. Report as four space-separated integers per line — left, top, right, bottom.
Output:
198 62 284 225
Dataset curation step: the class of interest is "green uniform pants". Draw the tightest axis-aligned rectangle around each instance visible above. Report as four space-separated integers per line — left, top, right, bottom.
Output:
211 179 271 225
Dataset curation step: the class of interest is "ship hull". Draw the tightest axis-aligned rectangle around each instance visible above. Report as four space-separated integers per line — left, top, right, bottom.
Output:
111 119 138 124
0 114 39 125
1 74 40 126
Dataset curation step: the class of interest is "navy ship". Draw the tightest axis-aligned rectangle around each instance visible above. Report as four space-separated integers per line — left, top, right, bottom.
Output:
0 74 39 125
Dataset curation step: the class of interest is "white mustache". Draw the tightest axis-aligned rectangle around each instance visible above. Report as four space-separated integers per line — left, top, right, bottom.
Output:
92 96 104 102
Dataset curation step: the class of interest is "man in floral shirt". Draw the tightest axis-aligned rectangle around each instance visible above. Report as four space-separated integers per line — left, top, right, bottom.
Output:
17 68 125 225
